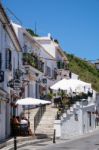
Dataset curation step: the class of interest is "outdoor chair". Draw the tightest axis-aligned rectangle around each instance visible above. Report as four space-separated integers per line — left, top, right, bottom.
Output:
11 123 20 136
20 124 29 136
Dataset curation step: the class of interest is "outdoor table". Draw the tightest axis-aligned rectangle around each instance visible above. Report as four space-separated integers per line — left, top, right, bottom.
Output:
20 123 29 136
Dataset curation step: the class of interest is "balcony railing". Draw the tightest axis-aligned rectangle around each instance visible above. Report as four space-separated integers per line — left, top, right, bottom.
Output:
57 61 69 70
23 53 44 72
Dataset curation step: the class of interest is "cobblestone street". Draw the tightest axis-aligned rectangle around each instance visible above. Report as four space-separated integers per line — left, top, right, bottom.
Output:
17 129 99 150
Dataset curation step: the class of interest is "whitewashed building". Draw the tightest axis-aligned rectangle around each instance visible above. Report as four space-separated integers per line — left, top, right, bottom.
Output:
34 34 70 81
54 90 97 139
34 34 98 138
0 3 21 140
12 23 57 100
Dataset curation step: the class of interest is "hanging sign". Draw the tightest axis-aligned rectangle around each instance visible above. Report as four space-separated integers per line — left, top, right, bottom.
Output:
7 79 22 90
13 79 22 90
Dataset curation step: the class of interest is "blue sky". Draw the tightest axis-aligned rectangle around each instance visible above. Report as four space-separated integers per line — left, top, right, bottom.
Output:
2 0 99 60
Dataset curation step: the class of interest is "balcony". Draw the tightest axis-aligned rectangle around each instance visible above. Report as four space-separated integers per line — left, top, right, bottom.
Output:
57 61 64 69
57 61 69 70
23 53 44 72
56 61 70 80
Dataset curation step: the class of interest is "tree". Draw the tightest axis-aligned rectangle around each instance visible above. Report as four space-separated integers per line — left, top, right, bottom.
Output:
26 28 39 37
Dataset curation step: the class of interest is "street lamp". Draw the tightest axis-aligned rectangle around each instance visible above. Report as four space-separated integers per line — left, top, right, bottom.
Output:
7 68 26 150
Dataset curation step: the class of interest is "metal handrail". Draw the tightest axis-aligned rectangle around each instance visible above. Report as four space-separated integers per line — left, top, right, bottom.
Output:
34 105 46 132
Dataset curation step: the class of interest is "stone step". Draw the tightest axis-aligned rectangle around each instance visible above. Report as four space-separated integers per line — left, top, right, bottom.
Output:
62 113 67 118
67 109 71 114
36 128 53 133
24 107 39 133
35 105 57 136
76 101 80 106
36 130 54 133
37 118 56 121
37 125 54 128
36 132 54 136
70 107 74 112
73 104 77 109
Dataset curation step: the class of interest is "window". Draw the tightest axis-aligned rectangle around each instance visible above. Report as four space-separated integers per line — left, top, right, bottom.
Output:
57 61 64 69
69 71 72 78
38 61 44 72
54 68 57 79
52 69 54 79
52 68 57 79
74 113 78 121
45 65 51 77
88 111 91 127
47 66 51 77
23 44 28 53
5 49 12 70
0 101 1 113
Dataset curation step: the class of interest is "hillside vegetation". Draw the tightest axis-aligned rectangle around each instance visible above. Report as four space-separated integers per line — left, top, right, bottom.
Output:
66 53 99 92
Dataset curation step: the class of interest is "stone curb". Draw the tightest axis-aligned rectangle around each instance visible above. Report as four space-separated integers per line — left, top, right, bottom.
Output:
1 127 99 149
0 136 35 149
8 138 52 150
0 136 52 150
54 127 99 146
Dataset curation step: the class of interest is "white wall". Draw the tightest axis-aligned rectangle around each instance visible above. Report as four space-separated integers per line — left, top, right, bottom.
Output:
40 47 57 77
37 39 56 58
55 48 63 61
96 93 99 112
61 109 81 139
29 81 36 98
0 101 6 140
82 105 95 133
0 20 20 140
71 73 79 79
11 23 24 49
12 23 58 98
54 102 96 139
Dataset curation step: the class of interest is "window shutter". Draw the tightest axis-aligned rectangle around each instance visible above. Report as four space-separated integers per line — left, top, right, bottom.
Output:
0 53 2 69
47 66 51 77
5 49 12 70
45 65 47 76
5 49 8 69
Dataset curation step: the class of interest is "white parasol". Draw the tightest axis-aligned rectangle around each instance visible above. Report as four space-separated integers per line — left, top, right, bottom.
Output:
16 97 51 128
16 97 51 105
50 78 91 93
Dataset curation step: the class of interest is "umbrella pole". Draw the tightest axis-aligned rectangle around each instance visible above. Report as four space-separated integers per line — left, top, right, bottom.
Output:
28 105 30 127
13 104 17 150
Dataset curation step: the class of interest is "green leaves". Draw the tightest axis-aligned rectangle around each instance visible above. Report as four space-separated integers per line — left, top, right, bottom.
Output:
66 53 99 91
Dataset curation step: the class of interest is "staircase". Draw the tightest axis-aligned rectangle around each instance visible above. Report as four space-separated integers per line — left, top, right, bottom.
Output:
35 105 58 137
55 97 95 139
61 97 93 121
24 107 39 133
24 105 58 137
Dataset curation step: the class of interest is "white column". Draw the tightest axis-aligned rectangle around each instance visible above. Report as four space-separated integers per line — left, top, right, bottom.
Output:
54 120 62 138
